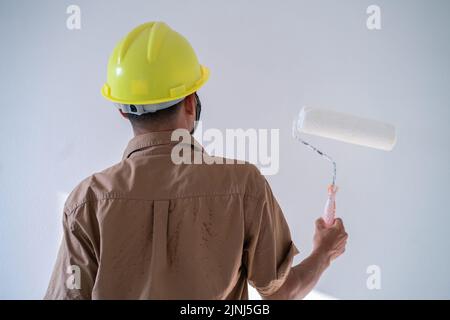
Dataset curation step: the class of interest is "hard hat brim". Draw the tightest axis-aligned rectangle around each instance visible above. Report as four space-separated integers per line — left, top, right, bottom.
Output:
101 65 209 105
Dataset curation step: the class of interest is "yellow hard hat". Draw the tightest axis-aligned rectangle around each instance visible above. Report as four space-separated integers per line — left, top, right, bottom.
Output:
101 22 209 105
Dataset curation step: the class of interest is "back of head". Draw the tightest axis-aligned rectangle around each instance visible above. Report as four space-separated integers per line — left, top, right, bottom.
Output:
100 21 209 133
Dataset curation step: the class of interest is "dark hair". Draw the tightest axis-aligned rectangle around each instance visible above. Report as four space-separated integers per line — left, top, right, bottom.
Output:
126 100 183 127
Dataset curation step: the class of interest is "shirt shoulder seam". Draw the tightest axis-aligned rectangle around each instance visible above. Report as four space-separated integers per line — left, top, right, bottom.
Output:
65 191 263 216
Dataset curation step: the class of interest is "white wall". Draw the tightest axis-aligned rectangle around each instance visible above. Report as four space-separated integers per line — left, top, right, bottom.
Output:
0 0 449 299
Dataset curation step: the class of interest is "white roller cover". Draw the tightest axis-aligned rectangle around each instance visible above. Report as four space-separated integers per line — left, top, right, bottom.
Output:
295 107 396 151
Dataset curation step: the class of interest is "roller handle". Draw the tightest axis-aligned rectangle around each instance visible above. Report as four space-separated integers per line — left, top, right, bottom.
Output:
323 184 338 227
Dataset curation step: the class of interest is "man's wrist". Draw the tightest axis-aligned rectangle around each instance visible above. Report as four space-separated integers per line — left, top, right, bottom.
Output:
311 247 332 270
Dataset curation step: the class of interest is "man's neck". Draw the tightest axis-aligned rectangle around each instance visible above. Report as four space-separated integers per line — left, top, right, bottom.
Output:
132 125 191 137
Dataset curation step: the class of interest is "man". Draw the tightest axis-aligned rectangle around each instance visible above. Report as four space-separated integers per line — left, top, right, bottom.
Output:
45 22 347 300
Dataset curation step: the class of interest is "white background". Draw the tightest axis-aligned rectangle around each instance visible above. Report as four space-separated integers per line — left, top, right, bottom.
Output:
0 0 449 299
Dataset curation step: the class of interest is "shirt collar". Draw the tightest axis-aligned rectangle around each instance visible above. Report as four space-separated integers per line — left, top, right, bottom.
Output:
122 130 204 160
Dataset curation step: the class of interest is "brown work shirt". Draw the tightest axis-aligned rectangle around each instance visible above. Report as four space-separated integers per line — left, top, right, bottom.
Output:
45 131 299 299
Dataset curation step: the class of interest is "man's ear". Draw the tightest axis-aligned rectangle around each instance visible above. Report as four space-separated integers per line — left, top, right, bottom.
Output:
183 94 196 116
119 110 129 119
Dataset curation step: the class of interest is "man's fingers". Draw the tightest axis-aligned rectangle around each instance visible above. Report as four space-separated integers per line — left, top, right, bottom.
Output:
335 236 348 249
333 218 345 230
315 218 326 229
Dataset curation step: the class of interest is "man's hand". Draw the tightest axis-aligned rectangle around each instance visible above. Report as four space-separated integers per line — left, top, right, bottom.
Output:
313 218 348 262
263 217 348 300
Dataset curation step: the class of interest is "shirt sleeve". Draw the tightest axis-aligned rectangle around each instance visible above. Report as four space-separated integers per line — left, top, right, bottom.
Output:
243 178 300 297
44 207 98 300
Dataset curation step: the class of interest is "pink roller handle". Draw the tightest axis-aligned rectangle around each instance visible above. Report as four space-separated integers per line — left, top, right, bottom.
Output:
323 184 338 227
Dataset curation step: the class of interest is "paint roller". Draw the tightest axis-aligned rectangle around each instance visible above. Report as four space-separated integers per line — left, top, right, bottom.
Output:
293 107 396 226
